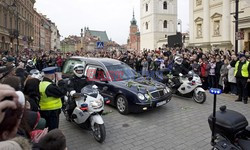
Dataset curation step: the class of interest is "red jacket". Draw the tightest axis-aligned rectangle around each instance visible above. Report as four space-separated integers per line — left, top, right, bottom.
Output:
200 63 208 77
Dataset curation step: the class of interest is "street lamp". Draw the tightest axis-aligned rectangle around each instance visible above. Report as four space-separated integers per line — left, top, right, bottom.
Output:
9 0 19 65
177 19 182 33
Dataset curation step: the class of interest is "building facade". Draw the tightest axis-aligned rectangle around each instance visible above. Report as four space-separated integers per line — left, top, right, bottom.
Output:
0 0 35 53
41 15 51 52
127 10 140 53
140 0 177 50
33 8 41 51
189 0 250 51
50 22 60 51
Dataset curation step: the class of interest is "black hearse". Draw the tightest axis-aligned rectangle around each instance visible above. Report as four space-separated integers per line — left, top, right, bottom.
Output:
62 57 172 115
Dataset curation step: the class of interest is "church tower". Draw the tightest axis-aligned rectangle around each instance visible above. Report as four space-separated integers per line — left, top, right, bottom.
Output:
140 0 177 50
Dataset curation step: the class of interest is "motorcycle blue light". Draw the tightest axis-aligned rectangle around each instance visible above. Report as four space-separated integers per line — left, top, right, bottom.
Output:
209 88 222 95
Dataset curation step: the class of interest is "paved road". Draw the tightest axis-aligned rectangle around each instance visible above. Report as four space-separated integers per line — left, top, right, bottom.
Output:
60 93 250 150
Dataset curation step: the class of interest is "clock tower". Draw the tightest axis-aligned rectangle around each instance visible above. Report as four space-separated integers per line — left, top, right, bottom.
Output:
127 10 140 53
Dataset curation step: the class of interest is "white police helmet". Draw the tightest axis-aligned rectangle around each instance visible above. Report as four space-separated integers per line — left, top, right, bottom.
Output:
73 64 84 78
174 56 183 65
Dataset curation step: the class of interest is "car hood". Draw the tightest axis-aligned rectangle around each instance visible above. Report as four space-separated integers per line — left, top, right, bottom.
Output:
112 77 165 93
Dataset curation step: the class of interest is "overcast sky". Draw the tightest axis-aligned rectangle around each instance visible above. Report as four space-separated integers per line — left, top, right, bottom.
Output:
35 0 189 44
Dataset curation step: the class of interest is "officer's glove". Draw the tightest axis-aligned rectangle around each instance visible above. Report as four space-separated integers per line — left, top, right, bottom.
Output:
70 90 76 96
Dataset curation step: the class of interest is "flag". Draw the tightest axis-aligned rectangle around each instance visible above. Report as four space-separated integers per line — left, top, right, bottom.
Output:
246 0 250 4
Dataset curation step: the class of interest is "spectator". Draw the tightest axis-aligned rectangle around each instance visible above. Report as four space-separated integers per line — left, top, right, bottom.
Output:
34 129 67 150
219 59 229 93
208 57 216 88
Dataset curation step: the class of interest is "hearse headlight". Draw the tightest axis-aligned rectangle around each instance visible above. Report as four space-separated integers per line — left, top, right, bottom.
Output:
137 93 145 100
164 87 170 94
144 94 150 99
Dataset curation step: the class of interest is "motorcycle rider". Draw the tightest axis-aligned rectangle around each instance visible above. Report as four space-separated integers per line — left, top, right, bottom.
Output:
26 60 36 73
66 64 91 120
171 56 190 89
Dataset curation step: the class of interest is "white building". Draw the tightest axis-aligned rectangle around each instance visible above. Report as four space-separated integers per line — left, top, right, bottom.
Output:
189 0 250 51
140 0 177 50
50 22 60 50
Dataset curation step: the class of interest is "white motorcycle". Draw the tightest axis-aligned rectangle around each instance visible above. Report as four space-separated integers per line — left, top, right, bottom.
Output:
167 71 206 104
62 85 108 143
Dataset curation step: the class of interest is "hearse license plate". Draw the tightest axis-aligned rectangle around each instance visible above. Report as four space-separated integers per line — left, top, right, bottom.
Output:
156 101 166 107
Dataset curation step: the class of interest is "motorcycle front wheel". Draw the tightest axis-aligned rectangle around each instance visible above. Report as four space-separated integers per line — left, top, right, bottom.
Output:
93 123 106 143
193 91 206 104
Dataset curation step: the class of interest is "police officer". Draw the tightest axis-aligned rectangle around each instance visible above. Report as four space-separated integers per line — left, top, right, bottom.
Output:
26 60 36 73
66 64 90 119
231 54 250 104
39 67 66 131
172 56 189 76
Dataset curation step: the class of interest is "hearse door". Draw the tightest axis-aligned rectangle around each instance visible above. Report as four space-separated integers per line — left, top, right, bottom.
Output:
85 66 113 101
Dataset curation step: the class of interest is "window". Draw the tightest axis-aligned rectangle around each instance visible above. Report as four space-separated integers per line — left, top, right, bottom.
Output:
197 24 202 38
10 17 12 29
85 66 106 81
213 20 220 36
146 4 148 12
164 20 167 28
4 14 7 28
62 59 85 74
146 22 148 30
165 35 167 38
163 1 167 9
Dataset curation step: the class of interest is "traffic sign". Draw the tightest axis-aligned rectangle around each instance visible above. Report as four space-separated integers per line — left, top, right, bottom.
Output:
235 32 244 40
97 41 104 49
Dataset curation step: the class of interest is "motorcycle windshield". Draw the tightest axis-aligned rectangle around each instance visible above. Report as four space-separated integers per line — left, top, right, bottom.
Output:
81 85 98 98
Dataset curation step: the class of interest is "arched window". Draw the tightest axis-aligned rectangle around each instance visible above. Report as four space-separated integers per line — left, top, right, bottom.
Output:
163 1 167 9
146 4 148 12
146 22 148 30
164 20 167 28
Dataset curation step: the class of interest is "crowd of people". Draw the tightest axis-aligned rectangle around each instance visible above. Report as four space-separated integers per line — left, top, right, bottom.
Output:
0 46 249 149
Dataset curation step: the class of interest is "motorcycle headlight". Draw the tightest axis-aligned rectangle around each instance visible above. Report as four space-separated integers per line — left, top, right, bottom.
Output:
144 94 150 99
91 99 103 109
137 93 145 101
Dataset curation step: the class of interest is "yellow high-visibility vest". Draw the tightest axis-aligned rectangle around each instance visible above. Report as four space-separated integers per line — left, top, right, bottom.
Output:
39 81 62 110
234 61 249 78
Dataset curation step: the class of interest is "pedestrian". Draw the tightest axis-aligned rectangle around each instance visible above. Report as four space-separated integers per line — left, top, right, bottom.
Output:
231 54 250 104
39 67 66 131
219 59 229 93
141 58 148 77
208 57 216 88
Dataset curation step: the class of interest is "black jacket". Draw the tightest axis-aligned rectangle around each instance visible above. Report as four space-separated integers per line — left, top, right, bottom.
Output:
68 75 90 93
172 63 189 76
42 77 66 98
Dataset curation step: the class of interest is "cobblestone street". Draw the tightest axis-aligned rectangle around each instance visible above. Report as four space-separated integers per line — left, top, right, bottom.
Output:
60 93 250 150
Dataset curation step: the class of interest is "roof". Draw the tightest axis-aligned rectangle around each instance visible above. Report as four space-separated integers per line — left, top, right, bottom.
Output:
71 57 123 67
88 30 109 42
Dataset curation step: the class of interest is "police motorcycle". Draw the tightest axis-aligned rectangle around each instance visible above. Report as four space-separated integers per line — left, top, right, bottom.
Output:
208 88 250 150
62 84 108 143
159 69 206 104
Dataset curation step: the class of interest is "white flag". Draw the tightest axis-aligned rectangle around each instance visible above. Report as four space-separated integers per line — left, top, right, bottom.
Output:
246 0 250 4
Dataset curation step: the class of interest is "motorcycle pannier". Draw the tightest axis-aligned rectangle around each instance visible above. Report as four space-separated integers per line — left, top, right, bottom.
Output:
208 107 248 141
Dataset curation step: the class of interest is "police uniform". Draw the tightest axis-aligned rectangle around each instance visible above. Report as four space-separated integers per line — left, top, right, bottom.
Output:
39 67 66 131
231 55 250 104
